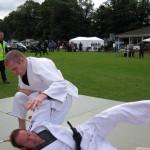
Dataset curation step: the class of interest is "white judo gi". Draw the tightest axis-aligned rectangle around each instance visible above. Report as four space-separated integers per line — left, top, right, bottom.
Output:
12 57 78 124
30 100 150 150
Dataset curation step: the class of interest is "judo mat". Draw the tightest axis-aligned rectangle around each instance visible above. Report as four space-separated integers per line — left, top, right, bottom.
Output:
0 95 150 150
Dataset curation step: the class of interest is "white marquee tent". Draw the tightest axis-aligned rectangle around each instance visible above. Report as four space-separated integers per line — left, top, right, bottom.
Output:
143 38 150 42
69 37 104 51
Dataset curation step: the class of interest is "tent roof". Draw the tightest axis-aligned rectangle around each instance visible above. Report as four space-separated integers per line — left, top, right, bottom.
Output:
143 38 150 42
70 37 87 41
88 37 104 41
70 37 104 41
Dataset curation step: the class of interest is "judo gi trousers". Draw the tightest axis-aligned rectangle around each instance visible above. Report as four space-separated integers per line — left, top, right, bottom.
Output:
12 92 72 125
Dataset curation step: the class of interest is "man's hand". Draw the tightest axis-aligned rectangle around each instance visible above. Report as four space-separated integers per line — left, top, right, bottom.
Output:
136 148 150 150
3 137 10 142
25 93 48 111
18 87 34 96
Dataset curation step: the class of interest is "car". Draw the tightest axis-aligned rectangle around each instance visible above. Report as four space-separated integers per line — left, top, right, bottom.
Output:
17 43 27 51
5 41 12 51
11 42 27 52
133 45 140 50
115 41 125 50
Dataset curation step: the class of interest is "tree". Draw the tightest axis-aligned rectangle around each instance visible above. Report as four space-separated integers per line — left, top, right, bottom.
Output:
136 0 150 25
1 0 149 40
39 0 88 40
92 0 150 38
78 0 94 18
3 0 41 40
77 0 95 36
91 5 112 38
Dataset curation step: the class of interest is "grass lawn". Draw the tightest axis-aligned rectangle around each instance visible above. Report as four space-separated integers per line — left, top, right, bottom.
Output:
1 51 150 102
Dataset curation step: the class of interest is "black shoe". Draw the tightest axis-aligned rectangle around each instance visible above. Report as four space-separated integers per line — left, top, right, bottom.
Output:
3 80 10 84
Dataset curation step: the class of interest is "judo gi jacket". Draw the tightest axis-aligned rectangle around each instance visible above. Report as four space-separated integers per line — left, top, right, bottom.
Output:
30 100 150 150
13 57 78 122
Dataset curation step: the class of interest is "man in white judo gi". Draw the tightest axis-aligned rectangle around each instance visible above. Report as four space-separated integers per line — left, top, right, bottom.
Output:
5 50 78 129
10 100 150 150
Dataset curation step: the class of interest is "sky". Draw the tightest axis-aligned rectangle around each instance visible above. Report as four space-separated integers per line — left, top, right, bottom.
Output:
0 0 107 20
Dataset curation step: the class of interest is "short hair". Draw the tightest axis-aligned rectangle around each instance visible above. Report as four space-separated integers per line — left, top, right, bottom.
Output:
4 50 25 66
10 129 32 150
10 129 24 148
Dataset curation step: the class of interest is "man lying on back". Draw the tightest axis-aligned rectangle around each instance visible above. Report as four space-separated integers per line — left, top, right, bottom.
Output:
10 100 150 150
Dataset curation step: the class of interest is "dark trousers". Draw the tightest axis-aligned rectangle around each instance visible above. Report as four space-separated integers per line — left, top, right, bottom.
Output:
35 49 42 56
139 50 144 58
0 60 7 81
43 47 48 55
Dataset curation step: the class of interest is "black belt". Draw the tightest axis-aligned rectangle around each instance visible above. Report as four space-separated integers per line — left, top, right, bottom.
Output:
67 121 82 150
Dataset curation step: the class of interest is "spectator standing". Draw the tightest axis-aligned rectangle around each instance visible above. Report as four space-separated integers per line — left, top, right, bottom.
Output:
35 41 42 56
79 42 83 52
43 40 49 55
129 44 134 57
139 42 145 59
0 31 9 84
48 41 54 52
74 43 77 52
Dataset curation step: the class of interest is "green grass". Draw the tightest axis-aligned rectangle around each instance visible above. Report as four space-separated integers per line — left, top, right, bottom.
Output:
1 51 150 102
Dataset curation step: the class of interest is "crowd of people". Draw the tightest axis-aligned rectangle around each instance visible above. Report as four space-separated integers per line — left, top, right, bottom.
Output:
8 39 147 58
28 40 106 53
28 40 82 54
122 42 147 58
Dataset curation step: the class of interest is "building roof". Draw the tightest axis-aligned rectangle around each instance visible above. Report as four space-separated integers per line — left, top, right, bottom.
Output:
115 26 150 38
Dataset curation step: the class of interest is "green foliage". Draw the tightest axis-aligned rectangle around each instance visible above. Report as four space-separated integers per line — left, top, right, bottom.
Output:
78 0 94 18
40 0 82 39
91 5 112 37
3 0 41 40
92 0 150 36
1 51 150 102
0 0 149 40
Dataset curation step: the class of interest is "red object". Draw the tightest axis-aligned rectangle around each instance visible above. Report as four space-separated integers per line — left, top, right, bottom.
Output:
28 116 32 119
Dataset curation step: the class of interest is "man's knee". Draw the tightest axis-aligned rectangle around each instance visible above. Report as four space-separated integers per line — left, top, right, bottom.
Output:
14 92 29 104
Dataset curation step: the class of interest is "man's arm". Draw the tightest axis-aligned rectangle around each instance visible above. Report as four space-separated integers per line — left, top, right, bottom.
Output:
18 86 35 96
87 100 150 139
136 148 150 150
24 58 68 111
